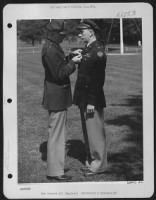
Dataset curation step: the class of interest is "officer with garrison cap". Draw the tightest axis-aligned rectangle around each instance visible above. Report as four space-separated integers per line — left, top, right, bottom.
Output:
41 19 82 181
73 19 108 176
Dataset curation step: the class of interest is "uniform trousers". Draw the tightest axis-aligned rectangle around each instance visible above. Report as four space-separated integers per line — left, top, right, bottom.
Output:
84 108 107 172
47 110 67 176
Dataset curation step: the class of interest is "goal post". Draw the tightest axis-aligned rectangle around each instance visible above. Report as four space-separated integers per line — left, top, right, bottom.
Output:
120 18 124 55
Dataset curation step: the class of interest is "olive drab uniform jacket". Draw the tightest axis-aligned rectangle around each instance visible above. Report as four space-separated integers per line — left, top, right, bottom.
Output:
73 40 107 109
42 39 76 111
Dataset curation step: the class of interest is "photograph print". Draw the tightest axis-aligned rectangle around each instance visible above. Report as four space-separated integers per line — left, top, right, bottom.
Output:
17 18 143 183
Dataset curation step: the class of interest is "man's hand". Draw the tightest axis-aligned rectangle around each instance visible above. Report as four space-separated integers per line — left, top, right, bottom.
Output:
72 49 83 55
87 104 95 113
72 54 82 63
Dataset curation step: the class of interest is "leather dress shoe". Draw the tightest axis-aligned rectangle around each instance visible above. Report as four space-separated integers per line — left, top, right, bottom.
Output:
84 169 105 177
47 175 72 181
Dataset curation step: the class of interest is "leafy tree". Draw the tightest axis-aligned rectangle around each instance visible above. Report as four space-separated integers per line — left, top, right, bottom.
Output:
17 18 142 46
123 18 142 45
93 18 142 45
94 19 120 44
17 20 49 45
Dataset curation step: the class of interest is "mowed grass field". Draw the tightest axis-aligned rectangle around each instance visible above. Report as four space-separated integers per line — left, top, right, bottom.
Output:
17 50 143 183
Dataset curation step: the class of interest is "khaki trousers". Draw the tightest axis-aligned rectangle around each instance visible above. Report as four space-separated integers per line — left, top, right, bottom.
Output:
47 110 67 176
85 109 107 172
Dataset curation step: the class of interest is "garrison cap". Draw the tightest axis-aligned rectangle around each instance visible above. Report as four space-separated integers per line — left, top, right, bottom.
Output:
46 19 67 35
77 19 100 32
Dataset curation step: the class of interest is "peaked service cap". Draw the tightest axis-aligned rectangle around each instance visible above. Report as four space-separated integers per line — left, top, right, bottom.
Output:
46 19 67 35
77 19 100 32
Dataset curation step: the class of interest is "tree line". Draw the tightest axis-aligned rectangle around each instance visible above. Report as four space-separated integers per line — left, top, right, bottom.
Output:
17 19 142 46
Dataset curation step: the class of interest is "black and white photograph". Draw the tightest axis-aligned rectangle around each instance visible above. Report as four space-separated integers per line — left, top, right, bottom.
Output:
3 3 154 199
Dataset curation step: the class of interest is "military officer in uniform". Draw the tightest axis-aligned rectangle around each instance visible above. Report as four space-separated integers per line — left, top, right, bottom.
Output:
73 20 107 176
41 19 82 181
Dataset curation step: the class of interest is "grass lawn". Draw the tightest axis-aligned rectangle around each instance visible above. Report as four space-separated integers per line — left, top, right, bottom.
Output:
17 51 143 183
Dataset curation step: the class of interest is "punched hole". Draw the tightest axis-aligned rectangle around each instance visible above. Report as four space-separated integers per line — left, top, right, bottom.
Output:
7 98 12 103
8 174 13 179
7 23 12 28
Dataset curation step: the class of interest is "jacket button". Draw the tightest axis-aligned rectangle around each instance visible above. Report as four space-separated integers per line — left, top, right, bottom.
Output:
63 84 69 88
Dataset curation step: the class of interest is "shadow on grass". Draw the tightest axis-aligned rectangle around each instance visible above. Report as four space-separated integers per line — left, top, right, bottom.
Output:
107 149 143 181
106 94 143 181
39 140 86 164
66 139 86 164
39 141 47 161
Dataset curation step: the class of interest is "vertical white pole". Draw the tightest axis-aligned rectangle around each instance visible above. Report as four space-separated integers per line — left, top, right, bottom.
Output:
120 17 124 54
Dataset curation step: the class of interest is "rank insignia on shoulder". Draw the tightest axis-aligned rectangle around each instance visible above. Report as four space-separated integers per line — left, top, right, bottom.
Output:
97 51 104 57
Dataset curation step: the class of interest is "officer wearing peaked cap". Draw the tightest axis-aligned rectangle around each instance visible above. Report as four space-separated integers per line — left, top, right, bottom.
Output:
73 19 108 176
77 19 100 32
41 19 82 181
